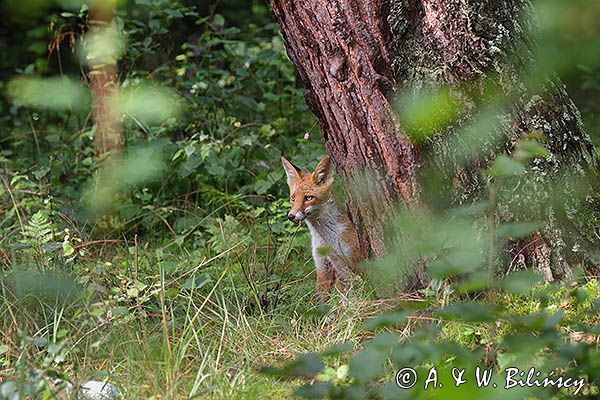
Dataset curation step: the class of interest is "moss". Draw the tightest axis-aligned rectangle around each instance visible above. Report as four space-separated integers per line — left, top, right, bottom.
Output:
383 0 600 277
439 282 600 349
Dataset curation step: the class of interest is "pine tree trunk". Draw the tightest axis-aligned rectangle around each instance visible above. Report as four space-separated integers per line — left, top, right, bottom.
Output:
88 1 122 157
89 65 122 156
269 0 600 282
269 1 420 261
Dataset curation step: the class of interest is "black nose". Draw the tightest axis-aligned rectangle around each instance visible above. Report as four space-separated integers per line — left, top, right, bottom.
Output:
287 213 296 222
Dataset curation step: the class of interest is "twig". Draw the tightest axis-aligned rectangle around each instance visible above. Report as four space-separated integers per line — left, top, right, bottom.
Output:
506 236 543 275
0 174 24 231
272 224 302 309
73 239 125 250
134 233 139 280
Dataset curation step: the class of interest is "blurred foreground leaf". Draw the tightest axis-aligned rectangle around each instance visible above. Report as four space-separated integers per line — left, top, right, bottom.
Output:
85 144 166 213
7 76 90 111
119 84 181 125
438 302 501 322
496 222 543 240
3 270 81 302
397 87 463 142
260 353 324 378
498 270 543 295
363 311 408 331
489 155 525 177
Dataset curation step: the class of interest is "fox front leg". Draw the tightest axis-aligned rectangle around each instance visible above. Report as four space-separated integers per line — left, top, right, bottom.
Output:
315 260 335 303
327 254 353 299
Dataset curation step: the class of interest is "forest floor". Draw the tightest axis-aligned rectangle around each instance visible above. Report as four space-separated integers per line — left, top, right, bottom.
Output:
2 237 600 399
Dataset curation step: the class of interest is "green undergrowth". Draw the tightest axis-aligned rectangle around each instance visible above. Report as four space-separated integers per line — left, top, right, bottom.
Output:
2 238 599 399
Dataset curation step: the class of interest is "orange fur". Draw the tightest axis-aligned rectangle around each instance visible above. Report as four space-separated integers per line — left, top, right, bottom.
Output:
281 155 362 302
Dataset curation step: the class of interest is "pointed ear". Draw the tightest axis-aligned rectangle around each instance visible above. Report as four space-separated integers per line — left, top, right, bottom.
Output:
312 155 334 186
281 156 301 187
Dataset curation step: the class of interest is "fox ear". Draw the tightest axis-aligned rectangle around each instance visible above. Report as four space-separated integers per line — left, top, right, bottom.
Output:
281 157 301 187
312 155 334 186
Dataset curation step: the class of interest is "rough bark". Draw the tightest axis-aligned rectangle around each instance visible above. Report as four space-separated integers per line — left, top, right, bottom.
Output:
269 0 420 260
387 0 600 279
270 0 600 282
89 66 121 156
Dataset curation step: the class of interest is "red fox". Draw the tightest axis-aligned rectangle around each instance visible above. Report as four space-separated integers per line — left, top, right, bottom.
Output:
281 155 362 302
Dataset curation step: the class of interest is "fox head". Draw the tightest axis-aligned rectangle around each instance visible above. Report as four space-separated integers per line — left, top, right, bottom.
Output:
281 155 334 224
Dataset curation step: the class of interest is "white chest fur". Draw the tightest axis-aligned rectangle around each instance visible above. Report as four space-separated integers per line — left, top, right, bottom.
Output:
305 201 351 260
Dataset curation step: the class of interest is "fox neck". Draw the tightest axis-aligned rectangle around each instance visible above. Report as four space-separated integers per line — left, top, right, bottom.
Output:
305 198 338 225
305 199 351 256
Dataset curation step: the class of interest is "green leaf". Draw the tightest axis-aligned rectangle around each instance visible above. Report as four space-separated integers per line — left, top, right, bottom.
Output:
508 310 564 331
429 250 483 278
456 272 492 293
182 274 211 290
294 382 331 399
56 329 69 339
316 366 336 382
489 155 525 177
63 240 75 257
498 270 543 294
206 164 226 177
91 307 104 318
48 342 63 355
254 179 272 194
261 353 324 378
321 342 354 357
336 364 349 380
366 332 399 351
500 334 549 356
213 14 225 26
119 84 181 125
349 349 387 383
126 287 139 298
496 222 542 239
514 140 551 160
7 76 90 111
438 302 501 322
362 311 407 330
398 86 462 142
165 9 184 18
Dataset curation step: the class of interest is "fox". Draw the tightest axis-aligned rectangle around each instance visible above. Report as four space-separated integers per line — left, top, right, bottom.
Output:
281 155 362 302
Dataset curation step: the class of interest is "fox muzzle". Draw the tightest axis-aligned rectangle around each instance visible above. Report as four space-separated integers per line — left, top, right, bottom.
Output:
287 211 306 223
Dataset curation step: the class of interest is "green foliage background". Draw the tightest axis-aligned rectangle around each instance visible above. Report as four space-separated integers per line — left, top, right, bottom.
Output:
0 1 599 399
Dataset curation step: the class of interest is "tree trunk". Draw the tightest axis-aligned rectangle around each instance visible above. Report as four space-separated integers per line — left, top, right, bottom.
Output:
88 1 122 157
269 1 420 261
269 0 600 283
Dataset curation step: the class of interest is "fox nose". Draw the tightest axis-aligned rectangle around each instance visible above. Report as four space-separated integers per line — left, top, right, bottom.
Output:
287 213 296 222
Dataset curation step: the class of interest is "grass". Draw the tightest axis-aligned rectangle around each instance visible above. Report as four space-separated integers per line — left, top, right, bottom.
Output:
1 234 599 399
0 236 385 399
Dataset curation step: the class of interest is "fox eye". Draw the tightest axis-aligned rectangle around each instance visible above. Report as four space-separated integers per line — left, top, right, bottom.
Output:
304 195 314 201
